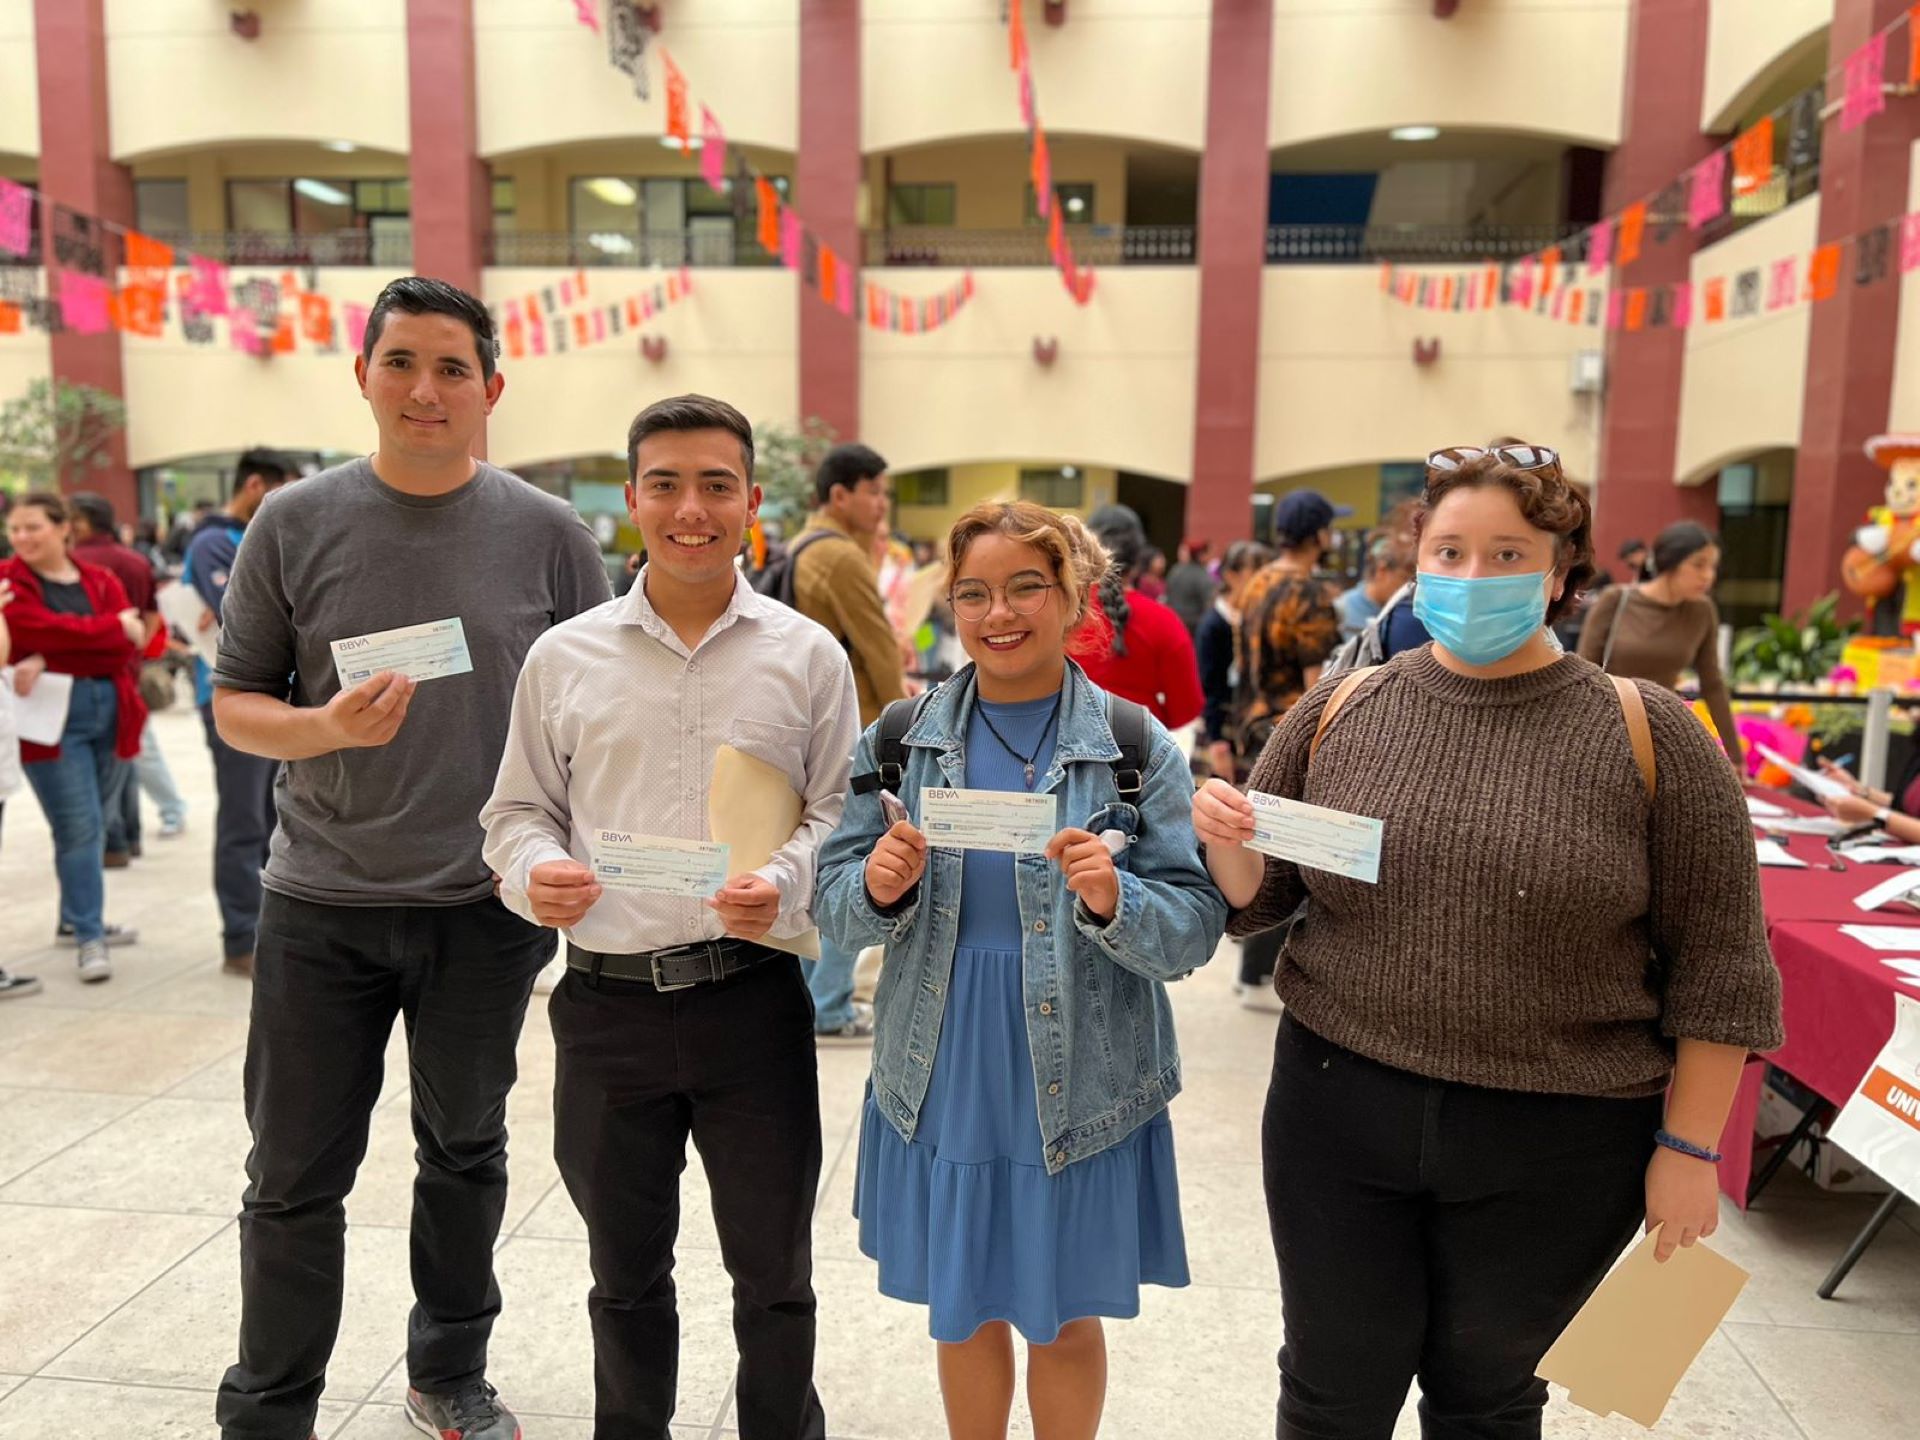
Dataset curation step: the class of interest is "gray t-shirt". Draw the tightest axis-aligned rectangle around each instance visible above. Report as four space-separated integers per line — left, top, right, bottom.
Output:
213 457 612 906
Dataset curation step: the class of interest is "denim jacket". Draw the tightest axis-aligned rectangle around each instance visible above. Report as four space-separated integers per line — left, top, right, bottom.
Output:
814 661 1227 1175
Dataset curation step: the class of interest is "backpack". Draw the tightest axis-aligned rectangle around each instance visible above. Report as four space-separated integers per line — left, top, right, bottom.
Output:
850 677 1151 803
751 529 853 610
1323 579 1415 679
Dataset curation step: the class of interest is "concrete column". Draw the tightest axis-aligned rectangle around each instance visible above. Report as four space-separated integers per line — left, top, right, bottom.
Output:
798 0 861 442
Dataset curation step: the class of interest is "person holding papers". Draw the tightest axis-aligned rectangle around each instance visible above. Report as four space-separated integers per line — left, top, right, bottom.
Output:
815 501 1226 1440
1191 445 1784 1440
481 394 858 1440
210 277 610 1440
1818 748 1920 840
1 492 149 983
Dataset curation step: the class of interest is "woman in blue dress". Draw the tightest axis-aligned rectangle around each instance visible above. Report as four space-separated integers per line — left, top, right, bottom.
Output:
816 501 1227 1439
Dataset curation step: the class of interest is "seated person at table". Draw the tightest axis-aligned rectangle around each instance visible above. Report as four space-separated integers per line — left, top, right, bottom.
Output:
1819 747 1920 838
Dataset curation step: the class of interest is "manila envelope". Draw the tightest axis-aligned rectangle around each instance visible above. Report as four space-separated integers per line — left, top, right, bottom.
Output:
1536 1225 1749 1428
709 743 820 961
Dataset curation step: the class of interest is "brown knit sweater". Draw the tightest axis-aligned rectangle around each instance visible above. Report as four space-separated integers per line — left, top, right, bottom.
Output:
1231 646 1784 1098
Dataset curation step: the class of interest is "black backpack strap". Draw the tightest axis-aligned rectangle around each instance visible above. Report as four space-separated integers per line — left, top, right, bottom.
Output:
1104 695 1149 800
849 691 933 796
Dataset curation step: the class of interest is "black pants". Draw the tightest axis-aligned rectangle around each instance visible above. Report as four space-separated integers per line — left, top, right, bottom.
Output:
1239 926 1284 988
551 956 827 1440
216 891 551 1439
1264 1015 1660 1440
201 702 280 958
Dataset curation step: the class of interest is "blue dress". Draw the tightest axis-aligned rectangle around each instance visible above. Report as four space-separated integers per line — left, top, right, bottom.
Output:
852 691 1189 1343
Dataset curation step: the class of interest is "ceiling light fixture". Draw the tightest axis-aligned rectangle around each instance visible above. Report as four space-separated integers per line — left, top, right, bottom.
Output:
322 140 357 154
292 178 351 206
585 177 639 207
660 135 704 151
1390 125 1440 142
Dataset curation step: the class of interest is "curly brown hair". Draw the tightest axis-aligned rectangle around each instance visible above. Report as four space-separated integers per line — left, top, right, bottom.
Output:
945 501 1114 638
1413 447 1595 624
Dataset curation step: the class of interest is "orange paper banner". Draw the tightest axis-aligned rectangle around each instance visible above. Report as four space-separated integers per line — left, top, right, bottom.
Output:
125 231 174 274
271 315 296 354
1618 202 1647 266
1625 289 1649 331
756 178 780 254
299 293 333 344
0 301 18 334
1732 117 1774 197
1809 242 1843 302
1703 276 1728 321
1540 246 1561 294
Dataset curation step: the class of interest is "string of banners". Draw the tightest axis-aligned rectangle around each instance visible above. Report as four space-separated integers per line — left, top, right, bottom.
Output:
1380 4 1920 323
496 267 693 357
569 0 978 334
1380 208 1920 330
1007 0 1094 305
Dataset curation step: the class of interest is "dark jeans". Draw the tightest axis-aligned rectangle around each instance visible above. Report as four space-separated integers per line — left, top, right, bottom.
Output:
1264 1015 1660 1440
22 677 119 943
1239 926 1283 988
551 955 827 1440
200 701 280 958
104 755 137 853
216 890 552 1440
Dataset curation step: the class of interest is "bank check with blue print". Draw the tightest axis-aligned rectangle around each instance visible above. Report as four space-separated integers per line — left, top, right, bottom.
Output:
329 617 473 686
1245 791 1383 885
590 832 732 897
920 787 1059 854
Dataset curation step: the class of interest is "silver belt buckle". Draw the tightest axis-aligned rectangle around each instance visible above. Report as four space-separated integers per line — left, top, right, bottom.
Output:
649 949 699 992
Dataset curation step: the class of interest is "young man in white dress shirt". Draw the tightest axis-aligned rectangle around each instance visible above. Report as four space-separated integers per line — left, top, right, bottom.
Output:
481 394 857 1440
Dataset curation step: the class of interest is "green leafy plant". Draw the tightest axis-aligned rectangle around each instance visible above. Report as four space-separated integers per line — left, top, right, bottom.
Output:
752 416 837 534
0 378 127 488
1730 593 1862 685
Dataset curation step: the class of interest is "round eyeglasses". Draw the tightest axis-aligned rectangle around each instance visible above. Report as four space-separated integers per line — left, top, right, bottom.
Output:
949 576 1057 622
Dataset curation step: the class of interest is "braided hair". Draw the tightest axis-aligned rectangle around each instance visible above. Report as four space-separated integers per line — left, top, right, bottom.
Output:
1086 504 1148 657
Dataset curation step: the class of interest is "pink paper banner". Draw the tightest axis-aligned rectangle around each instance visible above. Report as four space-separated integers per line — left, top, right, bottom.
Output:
1767 258 1798 310
1586 220 1613 274
230 310 264 356
1841 34 1888 131
0 178 31 256
573 0 600 34
528 314 547 356
1512 261 1536 309
187 256 230 316
781 209 803 270
343 302 370 351
1605 289 1625 330
835 270 855 317
1672 281 1694 329
560 278 575 307
1018 60 1036 129
1688 150 1727 229
1903 213 1920 274
592 309 606 342
57 270 111 334
699 107 727 192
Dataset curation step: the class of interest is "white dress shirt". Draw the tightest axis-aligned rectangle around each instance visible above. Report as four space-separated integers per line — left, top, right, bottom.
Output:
480 567 860 954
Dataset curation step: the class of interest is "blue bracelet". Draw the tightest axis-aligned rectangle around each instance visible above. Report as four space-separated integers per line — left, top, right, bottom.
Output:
1654 1129 1723 1164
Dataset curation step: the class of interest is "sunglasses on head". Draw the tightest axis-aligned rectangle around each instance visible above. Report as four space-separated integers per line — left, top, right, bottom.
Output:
1425 444 1561 477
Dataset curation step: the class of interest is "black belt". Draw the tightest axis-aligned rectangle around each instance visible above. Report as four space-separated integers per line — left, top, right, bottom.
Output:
566 938 780 992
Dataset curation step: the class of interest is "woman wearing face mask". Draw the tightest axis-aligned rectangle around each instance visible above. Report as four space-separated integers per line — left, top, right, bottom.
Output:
816 501 1226 1440
1191 446 1782 1440
1578 520 1741 768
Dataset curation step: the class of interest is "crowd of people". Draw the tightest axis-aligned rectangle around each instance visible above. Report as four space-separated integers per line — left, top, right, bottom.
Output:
0 274 1781 1440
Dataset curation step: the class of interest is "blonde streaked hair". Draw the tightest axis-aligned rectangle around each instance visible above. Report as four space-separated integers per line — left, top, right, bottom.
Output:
944 500 1113 634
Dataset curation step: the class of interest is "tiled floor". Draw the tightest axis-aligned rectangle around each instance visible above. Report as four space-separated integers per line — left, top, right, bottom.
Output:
1 706 1917 1437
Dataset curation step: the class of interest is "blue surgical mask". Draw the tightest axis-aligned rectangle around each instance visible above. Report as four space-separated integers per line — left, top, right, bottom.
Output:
1413 570 1551 666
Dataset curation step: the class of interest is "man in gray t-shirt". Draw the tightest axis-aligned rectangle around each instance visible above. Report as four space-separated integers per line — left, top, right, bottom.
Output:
209 278 610 1440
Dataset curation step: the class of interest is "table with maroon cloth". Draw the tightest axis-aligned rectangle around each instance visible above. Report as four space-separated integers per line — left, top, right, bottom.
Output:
1716 788 1920 1208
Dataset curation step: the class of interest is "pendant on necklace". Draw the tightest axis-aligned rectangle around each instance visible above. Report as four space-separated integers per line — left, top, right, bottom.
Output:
1023 763 1036 790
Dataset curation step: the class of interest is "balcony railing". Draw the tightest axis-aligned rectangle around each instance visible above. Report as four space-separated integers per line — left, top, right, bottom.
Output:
487 231 778 268
1264 224 1587 265
864 225 1197 267
147 230 412 267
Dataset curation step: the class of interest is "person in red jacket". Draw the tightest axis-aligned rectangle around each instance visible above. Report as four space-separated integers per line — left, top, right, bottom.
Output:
2 492 148 981
1079 504 1205 729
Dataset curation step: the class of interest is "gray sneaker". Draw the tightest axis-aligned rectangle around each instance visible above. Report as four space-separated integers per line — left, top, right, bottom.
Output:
405 1381 520 1440
57 923 139 948
0 970 42 999
76 941 112 984
818 1001 876 1043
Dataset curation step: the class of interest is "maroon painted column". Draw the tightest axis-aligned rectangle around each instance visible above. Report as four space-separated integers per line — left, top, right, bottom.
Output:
405 0 489 454
1185 0 1274 548
1781 0 1920 615
33 0 135 516
1591 0 1718 568
798 0 860 440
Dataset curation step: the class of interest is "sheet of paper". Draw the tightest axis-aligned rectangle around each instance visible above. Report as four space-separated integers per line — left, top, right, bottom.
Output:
1839 924 1920 952
1746 795 1789 818
1834 845 1920 865
10 669 73 747
1829 994 1920 1205
896 562 948 639
1754 839 1808 868
920 787 1058 854
1855 868 1920 912
1753 816 1849 837
1881 959 1920 978
1536 1226 1749 1428
589 831 731 897
1246 791 1384 884
156 581 219 666
329 617 472 686
1755 743 1852 801
709 743 818 961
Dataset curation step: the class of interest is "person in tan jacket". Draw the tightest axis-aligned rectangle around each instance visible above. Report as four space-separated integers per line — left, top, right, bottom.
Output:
791 443 908 1039
792 444 908 731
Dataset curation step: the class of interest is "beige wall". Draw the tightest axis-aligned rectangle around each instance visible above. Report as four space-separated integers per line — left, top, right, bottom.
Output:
1888 140 1920 434
1256 266 1600 483
1702 0 1829 130
864 0 1208 156
476 0 797 159
868 136 1130 228
892 461 1120 541
861 268 1198 479
0 0 36 160
1256 462 1384 531
481 268 797 471
1674 196 1818 485
105 0 408 162
0 332 51 453
1271 0 1629 150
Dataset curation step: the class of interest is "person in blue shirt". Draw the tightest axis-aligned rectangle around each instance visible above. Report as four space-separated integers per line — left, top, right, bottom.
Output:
180 447 296 974
815 500 1227 1440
